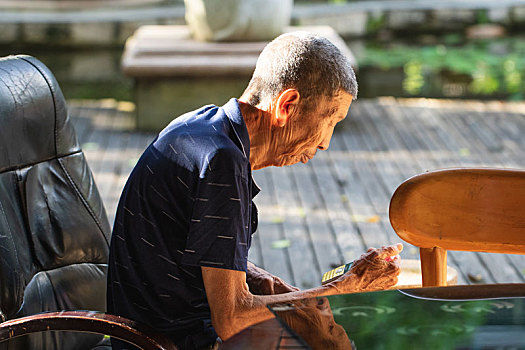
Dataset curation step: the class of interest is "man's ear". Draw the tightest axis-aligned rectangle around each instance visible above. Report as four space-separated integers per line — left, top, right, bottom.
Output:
274 89 300 127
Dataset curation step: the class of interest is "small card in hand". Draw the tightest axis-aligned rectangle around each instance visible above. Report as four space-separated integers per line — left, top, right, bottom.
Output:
321 262 353 285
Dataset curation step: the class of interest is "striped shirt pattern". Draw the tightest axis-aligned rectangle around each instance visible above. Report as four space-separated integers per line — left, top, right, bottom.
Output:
107 99 259 349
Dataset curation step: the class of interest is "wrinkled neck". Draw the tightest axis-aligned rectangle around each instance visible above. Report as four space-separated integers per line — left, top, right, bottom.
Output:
238 99 277 170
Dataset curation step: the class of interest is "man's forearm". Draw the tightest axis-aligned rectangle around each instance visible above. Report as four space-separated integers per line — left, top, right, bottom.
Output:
244 274 351 312
202 266 343 340
209 274 349 339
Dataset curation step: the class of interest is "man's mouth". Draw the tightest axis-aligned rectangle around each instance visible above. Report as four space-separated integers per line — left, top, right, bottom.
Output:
301 154 312 163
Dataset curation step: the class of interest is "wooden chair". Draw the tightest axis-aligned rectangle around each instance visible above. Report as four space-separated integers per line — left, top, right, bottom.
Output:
389 168 525 287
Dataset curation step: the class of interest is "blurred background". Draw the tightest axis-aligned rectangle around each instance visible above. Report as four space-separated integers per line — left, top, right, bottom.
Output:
1 0 524 289
1 0 524 102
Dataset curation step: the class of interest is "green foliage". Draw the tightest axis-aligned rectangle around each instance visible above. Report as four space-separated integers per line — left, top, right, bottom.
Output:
403 60 424 95
358 37 525 98
469 62 500 94
443 33 463 45
503 58 523 93
366 13 386 34
477 9 490 24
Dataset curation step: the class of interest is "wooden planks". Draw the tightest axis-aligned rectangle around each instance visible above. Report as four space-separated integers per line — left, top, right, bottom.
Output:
251 168 296 285
68 98 525 289
68 100 156 226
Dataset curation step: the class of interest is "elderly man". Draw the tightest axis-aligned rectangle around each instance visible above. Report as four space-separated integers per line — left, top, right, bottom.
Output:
107 31 402 349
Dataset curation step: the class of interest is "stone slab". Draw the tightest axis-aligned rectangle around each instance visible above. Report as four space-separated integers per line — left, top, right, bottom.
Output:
122 25 359 131
135 77 248 131
122 25 358 77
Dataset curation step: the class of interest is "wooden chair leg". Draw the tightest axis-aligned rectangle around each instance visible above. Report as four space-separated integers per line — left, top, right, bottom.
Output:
420 247 447 287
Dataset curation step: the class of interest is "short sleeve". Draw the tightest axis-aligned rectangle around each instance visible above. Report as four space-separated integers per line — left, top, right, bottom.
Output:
181 167 251 272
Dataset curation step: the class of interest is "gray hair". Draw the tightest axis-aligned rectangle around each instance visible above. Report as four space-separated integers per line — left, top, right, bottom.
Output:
241 31 358 108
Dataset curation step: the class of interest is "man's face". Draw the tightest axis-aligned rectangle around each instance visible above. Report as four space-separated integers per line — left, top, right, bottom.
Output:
272 90 353 167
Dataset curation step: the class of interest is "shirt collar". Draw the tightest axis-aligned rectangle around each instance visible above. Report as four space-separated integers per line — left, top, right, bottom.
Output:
222 98 251 160
222 98 261 197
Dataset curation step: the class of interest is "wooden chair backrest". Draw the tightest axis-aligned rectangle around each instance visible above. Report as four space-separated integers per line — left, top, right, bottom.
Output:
389 168 525 286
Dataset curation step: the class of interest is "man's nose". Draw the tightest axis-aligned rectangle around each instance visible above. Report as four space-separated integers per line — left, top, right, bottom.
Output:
318 132 333 151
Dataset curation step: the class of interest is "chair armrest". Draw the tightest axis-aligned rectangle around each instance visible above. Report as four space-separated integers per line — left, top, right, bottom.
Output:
0 311 178 350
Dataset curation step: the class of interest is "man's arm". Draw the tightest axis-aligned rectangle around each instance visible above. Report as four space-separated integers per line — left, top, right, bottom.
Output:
246 261 299 295
202 244 402 340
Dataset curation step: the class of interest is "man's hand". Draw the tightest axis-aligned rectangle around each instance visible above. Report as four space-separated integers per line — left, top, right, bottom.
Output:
202 244 402 340
328 243 403 293
247 261 299 295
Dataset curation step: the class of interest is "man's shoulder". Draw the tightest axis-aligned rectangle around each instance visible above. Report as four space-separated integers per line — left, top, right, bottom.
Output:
152 103 247 175
160 103 219 136
159 103 231 140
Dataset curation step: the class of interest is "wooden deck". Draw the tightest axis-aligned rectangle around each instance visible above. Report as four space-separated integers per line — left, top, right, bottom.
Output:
69 97 525 289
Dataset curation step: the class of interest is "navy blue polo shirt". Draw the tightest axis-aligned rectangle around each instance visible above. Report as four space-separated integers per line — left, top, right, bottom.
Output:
107 98 259 349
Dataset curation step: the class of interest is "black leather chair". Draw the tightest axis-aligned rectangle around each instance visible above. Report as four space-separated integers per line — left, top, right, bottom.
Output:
0 55 176 350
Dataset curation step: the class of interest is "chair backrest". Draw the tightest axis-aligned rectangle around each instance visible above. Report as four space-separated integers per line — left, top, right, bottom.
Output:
0 55 111 349
389 168 525 287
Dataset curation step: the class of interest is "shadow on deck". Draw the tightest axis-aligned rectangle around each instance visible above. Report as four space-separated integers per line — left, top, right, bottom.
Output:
69 97 525 290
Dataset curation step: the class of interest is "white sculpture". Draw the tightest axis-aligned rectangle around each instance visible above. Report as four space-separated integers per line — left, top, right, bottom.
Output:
184 0 294 41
